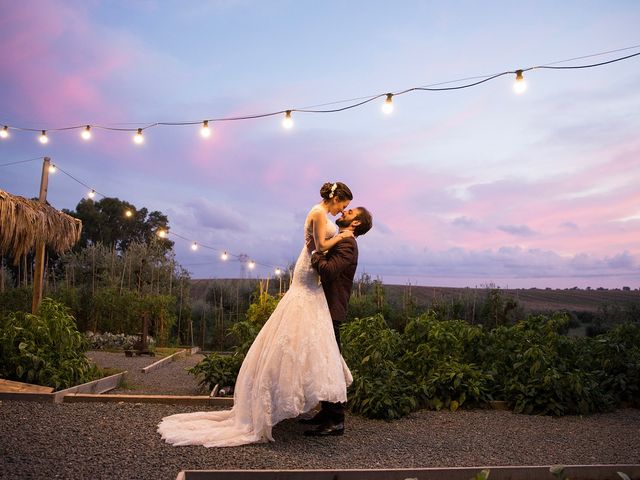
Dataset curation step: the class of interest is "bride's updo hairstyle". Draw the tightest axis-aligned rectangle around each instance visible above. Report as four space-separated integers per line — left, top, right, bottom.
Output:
320 182 353 202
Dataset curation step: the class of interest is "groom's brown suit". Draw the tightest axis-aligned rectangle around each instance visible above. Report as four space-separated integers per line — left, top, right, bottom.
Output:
310 236 358 426
311 236 358 329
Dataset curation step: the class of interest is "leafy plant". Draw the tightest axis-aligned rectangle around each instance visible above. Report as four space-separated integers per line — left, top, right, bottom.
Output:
0 298 100 390
189 352 244 392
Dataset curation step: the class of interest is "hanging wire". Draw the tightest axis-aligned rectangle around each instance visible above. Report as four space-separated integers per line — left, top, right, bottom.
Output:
2 45 639 134
54 165 107 198
24 159 285 272
0 156 45 167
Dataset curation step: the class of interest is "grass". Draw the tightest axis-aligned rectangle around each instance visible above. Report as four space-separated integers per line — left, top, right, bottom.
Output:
154 347 185 358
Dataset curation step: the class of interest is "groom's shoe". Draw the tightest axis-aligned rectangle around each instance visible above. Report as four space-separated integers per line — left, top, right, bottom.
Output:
304 422 345 437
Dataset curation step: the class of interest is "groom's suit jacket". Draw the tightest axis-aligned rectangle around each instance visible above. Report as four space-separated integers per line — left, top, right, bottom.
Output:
311 236 358 324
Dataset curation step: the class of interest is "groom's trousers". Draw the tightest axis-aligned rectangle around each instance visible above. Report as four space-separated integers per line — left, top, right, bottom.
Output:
320 320 346 424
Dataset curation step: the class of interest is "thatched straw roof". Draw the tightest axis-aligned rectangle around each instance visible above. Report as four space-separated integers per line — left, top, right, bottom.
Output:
0 189 82 264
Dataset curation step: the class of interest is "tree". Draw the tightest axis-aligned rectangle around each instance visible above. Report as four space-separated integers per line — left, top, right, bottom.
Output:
64 197 173 253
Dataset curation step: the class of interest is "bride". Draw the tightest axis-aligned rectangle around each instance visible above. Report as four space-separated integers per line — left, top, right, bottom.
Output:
158 182 355 447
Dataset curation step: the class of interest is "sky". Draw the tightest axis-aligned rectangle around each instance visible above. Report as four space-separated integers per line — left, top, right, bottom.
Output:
1 0 639 289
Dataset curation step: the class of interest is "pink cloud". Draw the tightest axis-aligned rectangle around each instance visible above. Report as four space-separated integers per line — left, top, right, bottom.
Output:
1 1 131 125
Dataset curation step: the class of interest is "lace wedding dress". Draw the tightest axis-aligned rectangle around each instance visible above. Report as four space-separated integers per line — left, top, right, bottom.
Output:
158 205 352 447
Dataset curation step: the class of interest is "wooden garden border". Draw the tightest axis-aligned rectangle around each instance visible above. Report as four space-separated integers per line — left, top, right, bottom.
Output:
142 349 188 373
0 371 125 403
63 393 233 406
176 464 640 480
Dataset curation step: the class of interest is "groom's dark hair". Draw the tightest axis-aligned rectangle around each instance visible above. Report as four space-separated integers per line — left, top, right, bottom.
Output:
353 207 372 237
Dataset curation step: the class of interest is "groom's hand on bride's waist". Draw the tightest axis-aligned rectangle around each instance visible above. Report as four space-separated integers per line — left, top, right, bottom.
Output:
306 238 316 254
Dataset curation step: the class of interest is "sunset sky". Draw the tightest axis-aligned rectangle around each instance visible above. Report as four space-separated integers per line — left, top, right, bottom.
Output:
1 1 639 288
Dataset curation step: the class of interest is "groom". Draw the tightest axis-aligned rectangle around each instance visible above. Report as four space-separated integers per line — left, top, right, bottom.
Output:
303 206 373 437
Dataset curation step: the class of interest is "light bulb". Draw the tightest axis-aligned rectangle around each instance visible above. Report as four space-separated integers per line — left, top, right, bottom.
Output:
221 251 229 261
0 126 8 139
134 128 144 144
81 125 92 140
513 70 527 94
191 242 198 251
200 120 211 138
248 260 256 270
88 189 96 199
382 93 394 114
157 229 167 238
282 110 293 129
275 268 282 276
125 210 133 218
48 164 56 173
39 130 49 144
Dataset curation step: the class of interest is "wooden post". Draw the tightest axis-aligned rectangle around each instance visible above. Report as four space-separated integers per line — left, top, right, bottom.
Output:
32 157 50 314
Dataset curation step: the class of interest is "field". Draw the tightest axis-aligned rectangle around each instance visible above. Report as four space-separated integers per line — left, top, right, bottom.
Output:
384 285 640 313
191 279 640 314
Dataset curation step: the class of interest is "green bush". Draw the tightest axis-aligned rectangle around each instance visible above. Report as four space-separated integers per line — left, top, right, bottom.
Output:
0 298 100 390
479 314 615 415
188 296 640 419
341 313 492 419
189 352 244 392
341 314 416 420
585 323 640 407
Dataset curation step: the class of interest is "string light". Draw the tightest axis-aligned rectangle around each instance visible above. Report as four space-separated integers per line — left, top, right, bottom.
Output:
282 110 293 129
200 120 211 138
134 128 144 144
2 157 286 276
39 130 49 144
382 93 394 114
81 125 92 140
0 46 638 144
513 70 527 94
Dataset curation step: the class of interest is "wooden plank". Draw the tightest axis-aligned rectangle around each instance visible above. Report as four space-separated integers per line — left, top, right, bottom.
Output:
63 393 233 406
142 349 187 373
0 379 54 394
177 465 640 480
53 371 126 402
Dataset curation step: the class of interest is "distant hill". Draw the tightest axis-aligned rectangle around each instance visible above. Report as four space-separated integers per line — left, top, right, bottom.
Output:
190 279 639 313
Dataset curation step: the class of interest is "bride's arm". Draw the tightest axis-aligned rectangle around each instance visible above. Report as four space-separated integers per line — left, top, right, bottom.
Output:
310 208 350 252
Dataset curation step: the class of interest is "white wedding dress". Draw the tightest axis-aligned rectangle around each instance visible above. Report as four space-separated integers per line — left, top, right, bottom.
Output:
158 205 352 447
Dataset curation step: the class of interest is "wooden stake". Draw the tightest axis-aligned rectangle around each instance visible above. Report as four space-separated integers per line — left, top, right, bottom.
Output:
31 157 50 314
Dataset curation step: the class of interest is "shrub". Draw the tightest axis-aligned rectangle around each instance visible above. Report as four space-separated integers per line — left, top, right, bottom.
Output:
189 352 244 392
479 314 615 415
0 298 100 390
341 314 416 420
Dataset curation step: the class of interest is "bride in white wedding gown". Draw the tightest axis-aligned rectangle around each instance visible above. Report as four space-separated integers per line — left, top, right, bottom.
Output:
158 182 355 447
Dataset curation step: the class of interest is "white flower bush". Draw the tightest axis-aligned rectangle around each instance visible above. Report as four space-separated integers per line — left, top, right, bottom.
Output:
85 331 156 350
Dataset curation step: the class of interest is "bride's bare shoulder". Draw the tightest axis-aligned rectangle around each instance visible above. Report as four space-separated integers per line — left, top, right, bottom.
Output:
306 204 325 219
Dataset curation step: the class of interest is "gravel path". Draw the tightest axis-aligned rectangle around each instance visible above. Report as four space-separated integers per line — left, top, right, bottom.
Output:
1 401 639 479
86 350 207 396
